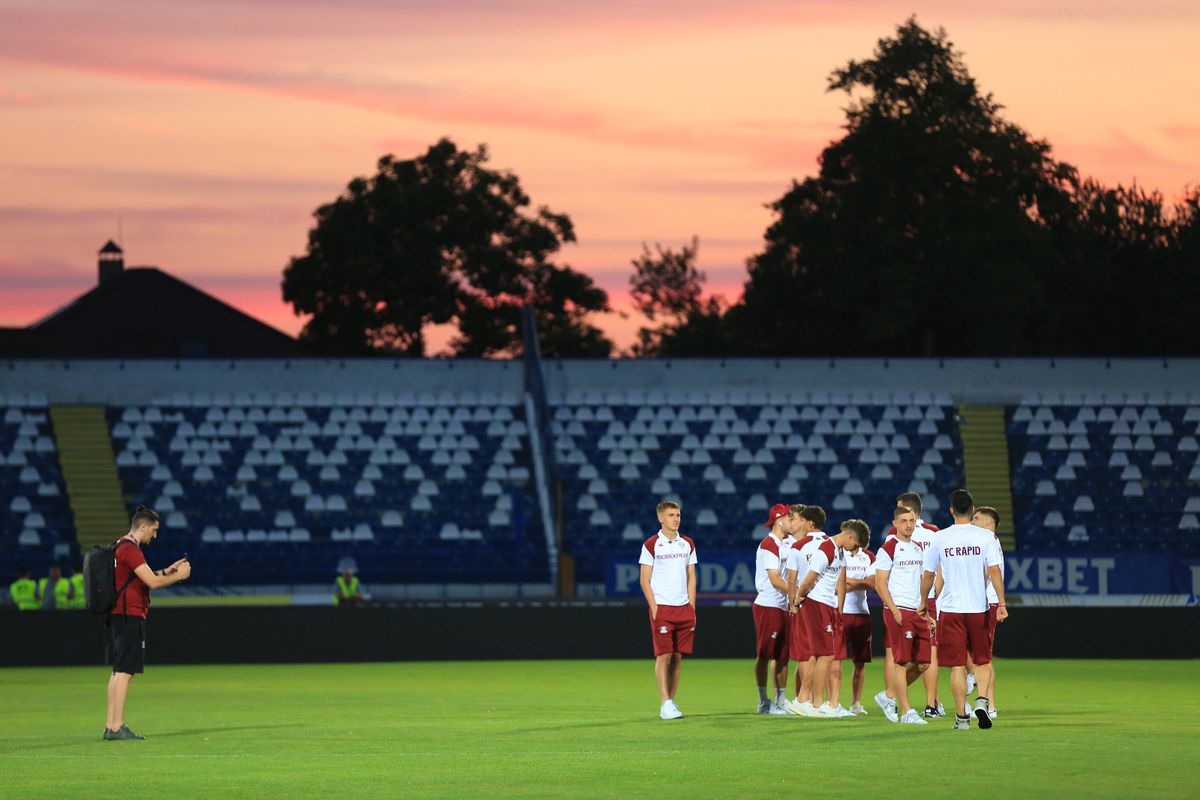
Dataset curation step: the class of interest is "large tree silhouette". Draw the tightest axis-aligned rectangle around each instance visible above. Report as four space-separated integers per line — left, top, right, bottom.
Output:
728 18 1079 355
283 138 612 356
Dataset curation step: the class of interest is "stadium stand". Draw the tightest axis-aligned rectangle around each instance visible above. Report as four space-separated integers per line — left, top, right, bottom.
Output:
0 392 73 576
106 390 546 585
550 388 964 582
1007 391 1200 554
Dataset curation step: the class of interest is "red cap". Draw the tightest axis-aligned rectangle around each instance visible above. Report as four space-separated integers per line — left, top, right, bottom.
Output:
763 503 791 530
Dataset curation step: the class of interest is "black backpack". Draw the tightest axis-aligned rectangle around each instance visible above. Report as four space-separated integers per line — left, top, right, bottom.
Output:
82 539 138 615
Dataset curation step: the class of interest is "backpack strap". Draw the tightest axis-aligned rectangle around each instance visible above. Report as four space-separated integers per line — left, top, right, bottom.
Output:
112 539 139 617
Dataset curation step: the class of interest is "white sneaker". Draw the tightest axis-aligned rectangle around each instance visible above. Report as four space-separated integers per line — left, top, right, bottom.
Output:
831 705 856 718
815 703 842 717
660 700 683 720
937 702 946 716
784 699 804 715
900 709 929 725
849 702 868 715
973 698 993 729
769 701 790 715
989 709 998 719
757 700 772 714
793 701 822 717
874 691 899 723
966 673 977 696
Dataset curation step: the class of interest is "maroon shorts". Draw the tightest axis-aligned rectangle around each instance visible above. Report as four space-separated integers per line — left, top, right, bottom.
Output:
936 611 991 667
843 613 872 663
752 604 789 663
789 607 811 663
804 600 841 658
650 604 696 656
927 598 939 647
986 603 999 651
884 609 931 665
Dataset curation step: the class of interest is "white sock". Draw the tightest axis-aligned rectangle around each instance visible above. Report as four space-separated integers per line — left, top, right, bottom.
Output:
775 689 787 704
757 687 769 703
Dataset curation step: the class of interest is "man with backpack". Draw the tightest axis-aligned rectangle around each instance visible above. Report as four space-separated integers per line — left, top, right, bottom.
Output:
101 506 191 741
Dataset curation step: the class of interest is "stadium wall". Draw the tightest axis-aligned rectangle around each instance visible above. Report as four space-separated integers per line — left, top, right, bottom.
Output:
7 357 1200 405
3 606 1196 667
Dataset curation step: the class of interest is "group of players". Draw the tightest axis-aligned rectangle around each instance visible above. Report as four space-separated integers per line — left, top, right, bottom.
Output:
639 489 1007 730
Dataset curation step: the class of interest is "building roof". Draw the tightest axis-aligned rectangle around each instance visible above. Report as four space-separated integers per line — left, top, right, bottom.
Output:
1 266 298 358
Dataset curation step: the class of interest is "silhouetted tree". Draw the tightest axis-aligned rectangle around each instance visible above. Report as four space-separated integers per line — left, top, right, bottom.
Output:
730 17 1080 356
283 138 612 356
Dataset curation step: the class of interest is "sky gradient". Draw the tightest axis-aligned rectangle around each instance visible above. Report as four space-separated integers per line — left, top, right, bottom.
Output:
2 1 1198 352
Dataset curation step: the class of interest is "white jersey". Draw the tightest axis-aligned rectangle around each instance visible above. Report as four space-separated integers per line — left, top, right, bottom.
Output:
843 548 875 615
986 533 1005 604
777 534 797 581
786 532 828 588
921 523 1002 614
638 530 697 606
753 534 788 610
805 539 845 610
875 536 927 610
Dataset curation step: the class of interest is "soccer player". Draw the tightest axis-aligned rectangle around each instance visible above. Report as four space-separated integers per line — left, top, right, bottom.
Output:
752 503 796 714
105 506 191 740
970 506 1005 718
842 533 875 715
873 504 932 725
919 489 1008 731
888 491 945 717
792 519 869 718
783 505 828 716
639 500 698 720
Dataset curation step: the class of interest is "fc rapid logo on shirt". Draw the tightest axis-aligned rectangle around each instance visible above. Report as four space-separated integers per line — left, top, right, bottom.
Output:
659 626 668 634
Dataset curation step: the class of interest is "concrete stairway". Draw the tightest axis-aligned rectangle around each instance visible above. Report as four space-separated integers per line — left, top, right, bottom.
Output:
49 406 129 551
957 405 1017 551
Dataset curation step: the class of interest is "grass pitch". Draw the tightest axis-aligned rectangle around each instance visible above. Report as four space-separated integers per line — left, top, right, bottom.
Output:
2 659 1197 799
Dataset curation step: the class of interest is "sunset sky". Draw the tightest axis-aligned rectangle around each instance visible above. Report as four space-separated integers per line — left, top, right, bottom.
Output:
2 1 1197 353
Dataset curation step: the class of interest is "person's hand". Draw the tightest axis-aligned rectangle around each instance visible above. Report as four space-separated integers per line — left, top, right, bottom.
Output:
650 603 658 620
916 601 927 617
891 608 902 625
176 561 192 581
167 558 188 573
996 603 1009 622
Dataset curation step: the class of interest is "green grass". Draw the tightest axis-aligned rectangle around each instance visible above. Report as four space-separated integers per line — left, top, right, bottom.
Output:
2 660 1197 799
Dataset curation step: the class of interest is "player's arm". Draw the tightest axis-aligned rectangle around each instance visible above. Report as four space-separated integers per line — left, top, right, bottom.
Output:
787 565 799 612
873 568 902 624
988 564 1008 622
687 563 697 609
794 569 819 604
845 574 874 591
933 565 944 599
917 571 935 615
639 564 657 619
836 567 847 613
767 568 789 595
134 561 190 590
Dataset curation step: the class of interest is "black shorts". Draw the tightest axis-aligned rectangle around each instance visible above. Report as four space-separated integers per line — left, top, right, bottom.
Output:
109 616 146 674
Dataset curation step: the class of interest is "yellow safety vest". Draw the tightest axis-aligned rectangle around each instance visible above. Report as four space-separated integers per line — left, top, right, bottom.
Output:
38 577 72 610
10 578 38 611
70 573 86 610
333 575 360 606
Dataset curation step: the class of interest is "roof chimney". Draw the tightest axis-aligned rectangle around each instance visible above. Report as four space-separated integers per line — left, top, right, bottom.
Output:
98 240 124 287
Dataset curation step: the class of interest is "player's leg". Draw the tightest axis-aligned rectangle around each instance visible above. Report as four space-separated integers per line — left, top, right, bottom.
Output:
827 659 844 710
773 658 789 704
851 660 866 708
106 672 132 731
949 665 967 721
754 655 771 706
654 653 674 702
812 655 833 711
667 652 683 700
923 647 941 714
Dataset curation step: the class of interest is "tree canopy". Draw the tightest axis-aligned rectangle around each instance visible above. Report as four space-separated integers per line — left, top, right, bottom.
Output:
647 18 1200 356
282 138 612 357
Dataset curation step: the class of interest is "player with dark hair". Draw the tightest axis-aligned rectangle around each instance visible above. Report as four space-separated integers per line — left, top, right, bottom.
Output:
919 490 1007 731
888 491 945 717
105 505 191 740
784 505 828 716
639 500 698 720
970 505 1004 719
841 528 876 715
752 503 797 714
873 504 931 725
791 519 868 718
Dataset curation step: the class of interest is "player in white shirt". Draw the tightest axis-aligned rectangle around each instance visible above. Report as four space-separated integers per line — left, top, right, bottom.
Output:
873 504 933 725
919 489 1008 731
791 519 870 718
895 491 946 718
783 506 828 716
841 536 876 715
970 506 1005 719
638 500 698 720
752 503 799 714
